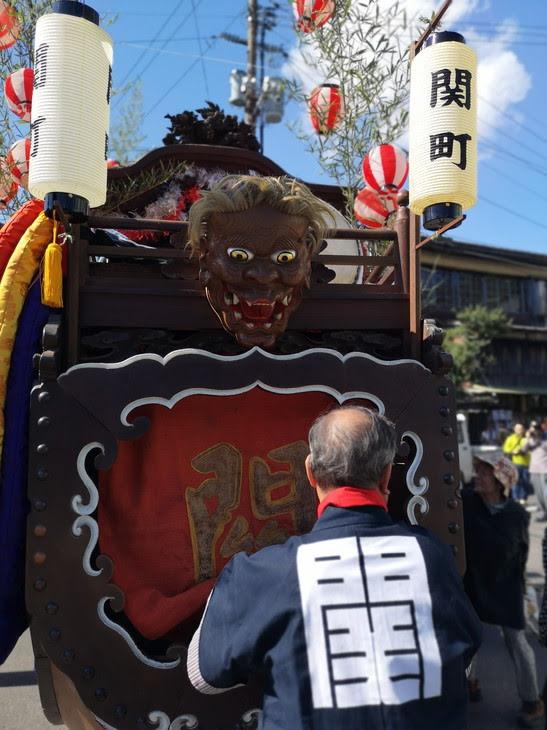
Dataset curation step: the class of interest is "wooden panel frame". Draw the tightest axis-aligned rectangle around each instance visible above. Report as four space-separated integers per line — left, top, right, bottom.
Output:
27 347 462 730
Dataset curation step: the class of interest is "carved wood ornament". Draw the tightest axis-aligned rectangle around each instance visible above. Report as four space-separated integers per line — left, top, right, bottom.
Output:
27 347 461 729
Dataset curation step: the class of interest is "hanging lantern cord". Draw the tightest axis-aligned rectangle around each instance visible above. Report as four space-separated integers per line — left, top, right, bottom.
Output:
415 214 465 251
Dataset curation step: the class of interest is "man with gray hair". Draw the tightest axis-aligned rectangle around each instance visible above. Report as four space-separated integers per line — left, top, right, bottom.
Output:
188 406 481 729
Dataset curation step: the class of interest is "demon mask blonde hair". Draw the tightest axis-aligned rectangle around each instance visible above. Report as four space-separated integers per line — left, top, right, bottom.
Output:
187 174 335 254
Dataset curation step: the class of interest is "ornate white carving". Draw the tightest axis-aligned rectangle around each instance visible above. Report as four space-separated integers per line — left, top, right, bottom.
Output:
72 441 105 515
64 346 431 425
95 718 118 730
97 598 181 670
71 443 105 577
241 709 263 727
120 382 385 426
148 712 170 730
171 716 200 730
401 430 430 525
67 346 429 374
97 711 199 729
148 712 199 729
72 516 102 577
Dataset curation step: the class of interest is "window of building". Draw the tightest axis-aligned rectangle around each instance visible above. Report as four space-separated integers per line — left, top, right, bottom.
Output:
422 267 540 318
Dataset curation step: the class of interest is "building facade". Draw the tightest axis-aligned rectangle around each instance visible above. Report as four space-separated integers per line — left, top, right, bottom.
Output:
421 237 547 435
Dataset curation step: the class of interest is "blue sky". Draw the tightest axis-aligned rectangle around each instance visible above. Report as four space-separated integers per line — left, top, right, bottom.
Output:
91 0 547 254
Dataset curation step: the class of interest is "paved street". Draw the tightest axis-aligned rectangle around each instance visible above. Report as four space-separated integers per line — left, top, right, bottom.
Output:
1 504 546 730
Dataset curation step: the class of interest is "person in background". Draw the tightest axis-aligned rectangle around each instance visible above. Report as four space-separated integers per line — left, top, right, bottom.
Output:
503 423 531 503
497 420 510 447
480 420 497 445
538 526 547 715
527 425 547 521
188 406 482 730
463 453 543 728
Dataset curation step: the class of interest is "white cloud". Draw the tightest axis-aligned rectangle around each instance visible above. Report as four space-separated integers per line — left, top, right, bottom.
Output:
403 0 487 25
462 19 531 144
283 1 531 148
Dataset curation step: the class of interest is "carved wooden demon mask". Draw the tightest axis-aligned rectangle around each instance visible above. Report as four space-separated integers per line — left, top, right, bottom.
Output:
188 175 333 348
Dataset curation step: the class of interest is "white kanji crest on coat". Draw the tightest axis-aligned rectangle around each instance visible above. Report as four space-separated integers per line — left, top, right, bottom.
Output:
296 535 442 709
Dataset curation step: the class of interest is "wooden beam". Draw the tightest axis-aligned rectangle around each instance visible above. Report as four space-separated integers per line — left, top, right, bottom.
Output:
86 215 398 242
414 0 453 55
409 212 422 359
416 215 465 250
65 224 81 367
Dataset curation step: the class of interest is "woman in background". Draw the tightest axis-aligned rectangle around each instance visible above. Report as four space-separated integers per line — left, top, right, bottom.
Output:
463 453 543 728
527 425 547 521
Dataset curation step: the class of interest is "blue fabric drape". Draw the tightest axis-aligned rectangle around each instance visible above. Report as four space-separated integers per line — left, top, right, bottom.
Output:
0 282 50 664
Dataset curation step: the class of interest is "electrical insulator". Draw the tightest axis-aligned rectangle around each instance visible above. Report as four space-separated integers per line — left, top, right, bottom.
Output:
260 77 285 124
229 69 246 107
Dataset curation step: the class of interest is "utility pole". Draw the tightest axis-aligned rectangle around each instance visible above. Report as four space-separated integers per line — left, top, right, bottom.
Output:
245 0 258 128
222 2 285 144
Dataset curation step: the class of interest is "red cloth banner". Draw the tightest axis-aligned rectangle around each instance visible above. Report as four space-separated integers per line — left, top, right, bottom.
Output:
98 389 335 639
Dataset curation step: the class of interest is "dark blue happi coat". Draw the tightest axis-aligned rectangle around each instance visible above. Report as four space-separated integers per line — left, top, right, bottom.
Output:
188 505 482 730
0 283 50 664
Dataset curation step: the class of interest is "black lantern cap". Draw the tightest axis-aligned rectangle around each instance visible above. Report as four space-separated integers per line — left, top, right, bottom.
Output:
423 203 463 231
44 192 90 223
52 1 100 25
426 31 465 47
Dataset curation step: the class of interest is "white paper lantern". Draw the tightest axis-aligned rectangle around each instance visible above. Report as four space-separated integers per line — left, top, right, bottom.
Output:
28 1 113 219
409 31 477 230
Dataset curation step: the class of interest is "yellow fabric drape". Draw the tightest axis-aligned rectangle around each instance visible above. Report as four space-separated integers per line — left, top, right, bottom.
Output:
0 212 54 461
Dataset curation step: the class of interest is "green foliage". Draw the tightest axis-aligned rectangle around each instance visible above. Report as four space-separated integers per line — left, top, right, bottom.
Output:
444 305 511 389
0 3 145 217
109 79 146 165
0 1 55 216
285 0 411 220
96 158 188 215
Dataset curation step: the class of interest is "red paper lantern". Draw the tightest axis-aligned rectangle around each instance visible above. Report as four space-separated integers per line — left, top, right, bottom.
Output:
309 84 344 134
6 138 30 189
107 159 120 169
0 2 19 50
4 67 33 122
383 190 398 215
363 144 408 195
293 0 335 32
353 187 389 228
0 161 17 207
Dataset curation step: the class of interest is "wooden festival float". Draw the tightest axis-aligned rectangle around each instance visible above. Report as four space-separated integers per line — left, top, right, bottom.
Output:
0 0 478 727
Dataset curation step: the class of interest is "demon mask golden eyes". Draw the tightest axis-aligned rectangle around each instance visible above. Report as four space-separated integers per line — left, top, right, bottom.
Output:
274 250 297 264
227 247 253 262
188 174 335 349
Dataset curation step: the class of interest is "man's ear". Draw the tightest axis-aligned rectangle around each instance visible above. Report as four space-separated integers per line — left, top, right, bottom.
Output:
305 454 318 490
378 463 393 498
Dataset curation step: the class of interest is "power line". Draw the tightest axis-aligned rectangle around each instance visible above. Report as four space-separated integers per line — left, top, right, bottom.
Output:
479 96 547 148
472 38 547 47
117 36 210 43
479 96 547 142
481 160 547 205
113 0 184 102
479 115 547 166
190 0 210 97
479 195 547 232
142 9 245 119
481 140 547 180
120 43 267 70
461 21 547 30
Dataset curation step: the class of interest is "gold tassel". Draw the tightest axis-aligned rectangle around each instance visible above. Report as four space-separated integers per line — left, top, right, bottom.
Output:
41 218 63 308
